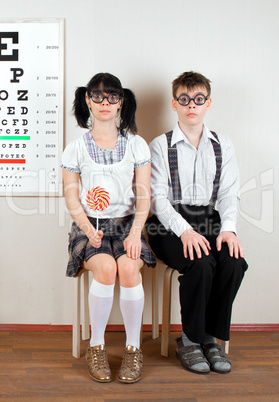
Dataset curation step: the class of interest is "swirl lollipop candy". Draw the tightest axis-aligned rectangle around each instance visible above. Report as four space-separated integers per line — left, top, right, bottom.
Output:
85 186 110 231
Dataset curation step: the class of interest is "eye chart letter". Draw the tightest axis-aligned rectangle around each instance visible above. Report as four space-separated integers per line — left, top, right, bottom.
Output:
0 19 64 196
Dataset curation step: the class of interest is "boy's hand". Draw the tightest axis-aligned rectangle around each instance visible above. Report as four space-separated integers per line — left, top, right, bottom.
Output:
181 228 211 260
216 231 244 259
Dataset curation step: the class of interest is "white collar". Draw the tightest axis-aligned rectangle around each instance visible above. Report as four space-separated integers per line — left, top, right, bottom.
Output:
171 122 219 146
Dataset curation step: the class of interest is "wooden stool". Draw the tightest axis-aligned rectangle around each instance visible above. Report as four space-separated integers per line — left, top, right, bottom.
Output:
161 266 229 357
72 264 159 358
73 268 90 358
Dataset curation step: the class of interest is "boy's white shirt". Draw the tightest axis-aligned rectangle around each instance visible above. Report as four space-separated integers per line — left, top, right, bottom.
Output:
149 123 239 237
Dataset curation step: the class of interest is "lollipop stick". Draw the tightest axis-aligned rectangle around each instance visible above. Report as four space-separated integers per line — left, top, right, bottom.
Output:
96 210 99 233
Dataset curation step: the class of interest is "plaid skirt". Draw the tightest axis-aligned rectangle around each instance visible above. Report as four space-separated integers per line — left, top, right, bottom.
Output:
66 214 156 277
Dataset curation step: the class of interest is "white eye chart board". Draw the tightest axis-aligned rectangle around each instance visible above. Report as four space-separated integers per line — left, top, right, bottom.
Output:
0 19 64 196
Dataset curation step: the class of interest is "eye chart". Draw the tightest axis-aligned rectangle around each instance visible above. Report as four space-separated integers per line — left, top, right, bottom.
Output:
0 19 64 196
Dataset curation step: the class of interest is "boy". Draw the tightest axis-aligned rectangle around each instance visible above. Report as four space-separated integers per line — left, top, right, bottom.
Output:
147 71 248 375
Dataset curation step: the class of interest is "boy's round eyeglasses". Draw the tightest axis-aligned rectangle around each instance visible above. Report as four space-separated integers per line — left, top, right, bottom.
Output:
175 93 209 106
90 91 121 104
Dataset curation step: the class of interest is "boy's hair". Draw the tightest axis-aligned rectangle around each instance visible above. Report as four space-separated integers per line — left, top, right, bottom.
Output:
172 71 211 98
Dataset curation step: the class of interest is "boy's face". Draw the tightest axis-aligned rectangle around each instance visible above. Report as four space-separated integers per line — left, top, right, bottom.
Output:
172 85 211 128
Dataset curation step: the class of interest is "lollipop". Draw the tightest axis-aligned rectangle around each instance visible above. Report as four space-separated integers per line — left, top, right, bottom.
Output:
85 186 110 231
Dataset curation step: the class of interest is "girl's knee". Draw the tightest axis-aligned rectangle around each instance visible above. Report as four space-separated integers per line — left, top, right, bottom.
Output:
117 257 143 287
101 263 117 282
92 260 117 284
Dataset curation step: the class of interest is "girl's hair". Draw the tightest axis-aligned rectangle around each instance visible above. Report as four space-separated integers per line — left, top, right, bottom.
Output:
73 72 137 134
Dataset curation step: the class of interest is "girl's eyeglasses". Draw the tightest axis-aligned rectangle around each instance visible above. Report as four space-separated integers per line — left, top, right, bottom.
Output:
90 91 121 104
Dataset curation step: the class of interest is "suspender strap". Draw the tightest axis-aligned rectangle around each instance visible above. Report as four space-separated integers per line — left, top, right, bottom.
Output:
209 131 222 206
166 131 182 201
165 130 222 206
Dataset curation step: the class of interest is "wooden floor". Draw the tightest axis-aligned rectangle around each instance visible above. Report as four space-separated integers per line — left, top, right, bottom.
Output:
0 331 279 401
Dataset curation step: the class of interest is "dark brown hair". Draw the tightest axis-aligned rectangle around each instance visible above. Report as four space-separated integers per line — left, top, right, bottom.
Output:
172 71 211 98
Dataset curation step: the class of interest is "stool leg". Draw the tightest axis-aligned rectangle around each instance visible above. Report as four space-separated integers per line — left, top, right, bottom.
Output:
82 270 90 340
222 340 229 354
140 266 145 344
161 267 175 357
73 274 81 358
152 267 159 339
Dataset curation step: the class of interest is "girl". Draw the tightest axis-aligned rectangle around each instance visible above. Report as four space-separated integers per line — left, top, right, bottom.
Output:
61 73 156 383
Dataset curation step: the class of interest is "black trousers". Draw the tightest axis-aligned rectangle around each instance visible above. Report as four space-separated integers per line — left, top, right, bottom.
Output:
146 205 248 343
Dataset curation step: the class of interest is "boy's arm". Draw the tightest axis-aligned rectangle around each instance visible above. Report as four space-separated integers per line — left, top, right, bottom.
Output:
216 136 240 233
216 136 244 257
150 138 211 260
150 138 211 261
150 138 190 237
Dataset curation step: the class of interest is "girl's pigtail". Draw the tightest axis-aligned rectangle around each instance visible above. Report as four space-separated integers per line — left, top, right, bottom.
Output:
120 88 137 134
73 86 90 128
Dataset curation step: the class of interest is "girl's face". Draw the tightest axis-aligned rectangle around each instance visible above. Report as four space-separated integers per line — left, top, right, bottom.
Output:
86 88 122 124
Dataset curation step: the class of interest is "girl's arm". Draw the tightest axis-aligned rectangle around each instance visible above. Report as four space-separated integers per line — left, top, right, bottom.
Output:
63 169 103 248
123 162 151 260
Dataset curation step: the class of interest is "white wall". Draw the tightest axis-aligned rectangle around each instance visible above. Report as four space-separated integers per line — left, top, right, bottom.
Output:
1 0 278 327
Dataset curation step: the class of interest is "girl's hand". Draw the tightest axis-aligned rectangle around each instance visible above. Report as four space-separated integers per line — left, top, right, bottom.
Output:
88 230 104 249
123 233 142 260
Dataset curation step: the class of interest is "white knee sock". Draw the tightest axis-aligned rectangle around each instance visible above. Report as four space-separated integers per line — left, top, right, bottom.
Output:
119 282 144 349
89 279 115 347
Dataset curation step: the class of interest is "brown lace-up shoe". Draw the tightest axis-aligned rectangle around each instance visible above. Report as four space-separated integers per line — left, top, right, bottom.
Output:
85 344 111 382
118 345 143 383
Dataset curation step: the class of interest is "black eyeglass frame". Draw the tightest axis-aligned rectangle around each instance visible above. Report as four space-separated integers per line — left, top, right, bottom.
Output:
174 93 209 106
90 91 122 104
